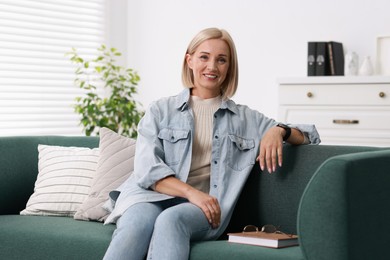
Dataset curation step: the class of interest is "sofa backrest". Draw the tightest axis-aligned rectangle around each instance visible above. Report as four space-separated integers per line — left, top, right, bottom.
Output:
0 136 99 215
226 144 385 237
0 135 385 235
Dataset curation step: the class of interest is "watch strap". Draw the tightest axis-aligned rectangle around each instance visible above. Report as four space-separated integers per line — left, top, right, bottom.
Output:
277 123 291 141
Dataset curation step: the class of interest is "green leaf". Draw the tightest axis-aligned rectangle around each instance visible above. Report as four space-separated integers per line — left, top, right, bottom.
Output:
67 44 144 137
95 56 104 62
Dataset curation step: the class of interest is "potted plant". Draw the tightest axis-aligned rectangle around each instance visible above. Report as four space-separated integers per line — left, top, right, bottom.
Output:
67 45 143 138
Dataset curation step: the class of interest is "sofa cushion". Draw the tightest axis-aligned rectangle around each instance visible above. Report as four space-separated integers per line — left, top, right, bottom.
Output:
189 241 304 260
20 145 99 217
0 215 115 260
74 127 136 222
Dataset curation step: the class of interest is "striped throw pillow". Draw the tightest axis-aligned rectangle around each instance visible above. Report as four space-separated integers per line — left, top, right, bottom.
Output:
20 145 99 217
74 127 136 222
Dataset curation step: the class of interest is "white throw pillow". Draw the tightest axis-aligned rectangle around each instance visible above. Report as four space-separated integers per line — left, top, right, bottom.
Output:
74 127 136 222
20 145 99 217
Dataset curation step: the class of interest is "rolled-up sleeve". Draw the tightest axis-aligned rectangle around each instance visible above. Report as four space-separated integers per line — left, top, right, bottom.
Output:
289 123 321 145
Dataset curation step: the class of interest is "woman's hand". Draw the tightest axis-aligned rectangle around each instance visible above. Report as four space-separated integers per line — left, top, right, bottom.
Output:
257 126 305 173
256 126 284 173
186 188 221 229
154 176 221 229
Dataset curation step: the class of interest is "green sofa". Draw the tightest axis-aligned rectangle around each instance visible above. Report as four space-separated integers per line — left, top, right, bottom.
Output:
1 136 389 260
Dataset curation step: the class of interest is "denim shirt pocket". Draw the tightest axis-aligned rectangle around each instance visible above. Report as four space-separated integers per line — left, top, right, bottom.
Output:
158 128 190 165
227 134 256 171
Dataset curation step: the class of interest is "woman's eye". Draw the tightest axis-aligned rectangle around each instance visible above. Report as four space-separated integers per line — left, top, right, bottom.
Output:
218 58 227 64
200 55 208 60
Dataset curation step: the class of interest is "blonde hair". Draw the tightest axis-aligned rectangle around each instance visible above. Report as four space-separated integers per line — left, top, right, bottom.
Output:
181 28 239 100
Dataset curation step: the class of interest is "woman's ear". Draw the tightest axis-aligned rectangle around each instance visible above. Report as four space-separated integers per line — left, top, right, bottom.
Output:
186 54 193 69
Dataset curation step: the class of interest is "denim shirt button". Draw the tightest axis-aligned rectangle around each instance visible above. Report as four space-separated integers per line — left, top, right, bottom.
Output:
215 135 218 139
214 161 217 164
213 184 217 188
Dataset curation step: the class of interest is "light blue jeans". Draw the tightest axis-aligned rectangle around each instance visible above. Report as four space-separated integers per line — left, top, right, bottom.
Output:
103 198 212 260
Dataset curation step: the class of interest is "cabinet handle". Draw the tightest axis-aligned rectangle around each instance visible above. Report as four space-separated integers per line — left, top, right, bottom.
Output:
333 119 359 125
379 92 386 98
307 92 313 98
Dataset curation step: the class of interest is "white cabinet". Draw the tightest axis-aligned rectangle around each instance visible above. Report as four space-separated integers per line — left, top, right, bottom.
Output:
278 76 390 147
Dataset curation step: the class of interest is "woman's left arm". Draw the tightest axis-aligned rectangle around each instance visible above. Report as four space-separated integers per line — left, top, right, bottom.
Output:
285 127 305 145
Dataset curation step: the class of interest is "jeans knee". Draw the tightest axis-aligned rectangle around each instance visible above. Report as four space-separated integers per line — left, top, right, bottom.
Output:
154 208 187 235
113 203 162 242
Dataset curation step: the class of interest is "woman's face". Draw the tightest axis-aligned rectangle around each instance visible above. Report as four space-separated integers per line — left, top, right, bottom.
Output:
186 39 230 98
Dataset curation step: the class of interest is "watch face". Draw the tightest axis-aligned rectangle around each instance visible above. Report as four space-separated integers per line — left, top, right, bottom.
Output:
277 123 291 141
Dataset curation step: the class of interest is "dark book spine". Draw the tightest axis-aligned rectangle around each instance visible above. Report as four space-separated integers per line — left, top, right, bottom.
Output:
307 42 317 76
328 42 336 75
330 41 344 75
315 42 329 76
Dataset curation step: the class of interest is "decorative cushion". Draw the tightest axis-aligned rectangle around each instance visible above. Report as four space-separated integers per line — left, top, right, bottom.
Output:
20 145 99 217
74 127 136 222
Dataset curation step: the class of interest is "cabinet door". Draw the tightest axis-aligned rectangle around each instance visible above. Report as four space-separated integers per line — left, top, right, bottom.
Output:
279 84 390 106
279 106 390 147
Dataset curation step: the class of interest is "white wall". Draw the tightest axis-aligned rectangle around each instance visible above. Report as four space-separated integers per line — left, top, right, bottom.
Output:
114 0 390 119
107 0 128 66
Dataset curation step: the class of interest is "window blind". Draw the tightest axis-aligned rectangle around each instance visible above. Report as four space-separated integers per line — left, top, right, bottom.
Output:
0 0 107 136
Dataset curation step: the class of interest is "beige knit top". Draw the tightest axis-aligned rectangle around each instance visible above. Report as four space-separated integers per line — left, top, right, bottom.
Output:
187 95 222 194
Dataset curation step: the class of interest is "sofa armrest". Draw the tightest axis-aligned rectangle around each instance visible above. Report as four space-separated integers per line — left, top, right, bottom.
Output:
297 149 390 260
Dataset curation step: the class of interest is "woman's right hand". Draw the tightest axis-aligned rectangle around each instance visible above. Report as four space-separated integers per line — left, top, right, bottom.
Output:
186 188 221 229
154 176 221 229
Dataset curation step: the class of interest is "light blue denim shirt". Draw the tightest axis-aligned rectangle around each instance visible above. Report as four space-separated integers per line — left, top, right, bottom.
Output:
104 89 320 239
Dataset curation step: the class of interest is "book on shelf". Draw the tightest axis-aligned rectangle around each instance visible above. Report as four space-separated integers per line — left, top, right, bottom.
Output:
307 41 344 76
315 41 329 76
228 231 299 249
307 42 317 76
327 41 344 75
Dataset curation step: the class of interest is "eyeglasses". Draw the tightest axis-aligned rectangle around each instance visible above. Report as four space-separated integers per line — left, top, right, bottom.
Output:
243 224 293 237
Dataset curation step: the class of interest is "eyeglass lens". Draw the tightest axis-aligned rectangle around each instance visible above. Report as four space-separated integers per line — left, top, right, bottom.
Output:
243 225 258 232
261 224 278 233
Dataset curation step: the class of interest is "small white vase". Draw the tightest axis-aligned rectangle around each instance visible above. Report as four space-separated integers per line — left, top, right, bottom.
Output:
359 56 374 76
345 52 359 76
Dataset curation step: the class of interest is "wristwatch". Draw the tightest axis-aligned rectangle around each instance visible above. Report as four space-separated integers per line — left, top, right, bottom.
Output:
276 123 291 141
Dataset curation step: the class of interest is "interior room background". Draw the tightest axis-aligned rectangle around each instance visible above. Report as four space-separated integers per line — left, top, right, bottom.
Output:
1 0 389 136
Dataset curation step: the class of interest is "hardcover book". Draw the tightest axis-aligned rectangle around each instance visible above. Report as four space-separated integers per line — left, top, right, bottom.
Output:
307 41 344 76
327 41 344 75
228 231 299 248
315 42 329 76
307 42 317 76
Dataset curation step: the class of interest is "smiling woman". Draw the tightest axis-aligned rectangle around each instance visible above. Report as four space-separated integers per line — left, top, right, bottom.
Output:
0 0 108 136
102 27 320 260
182 28 239 101
185 39 230 99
